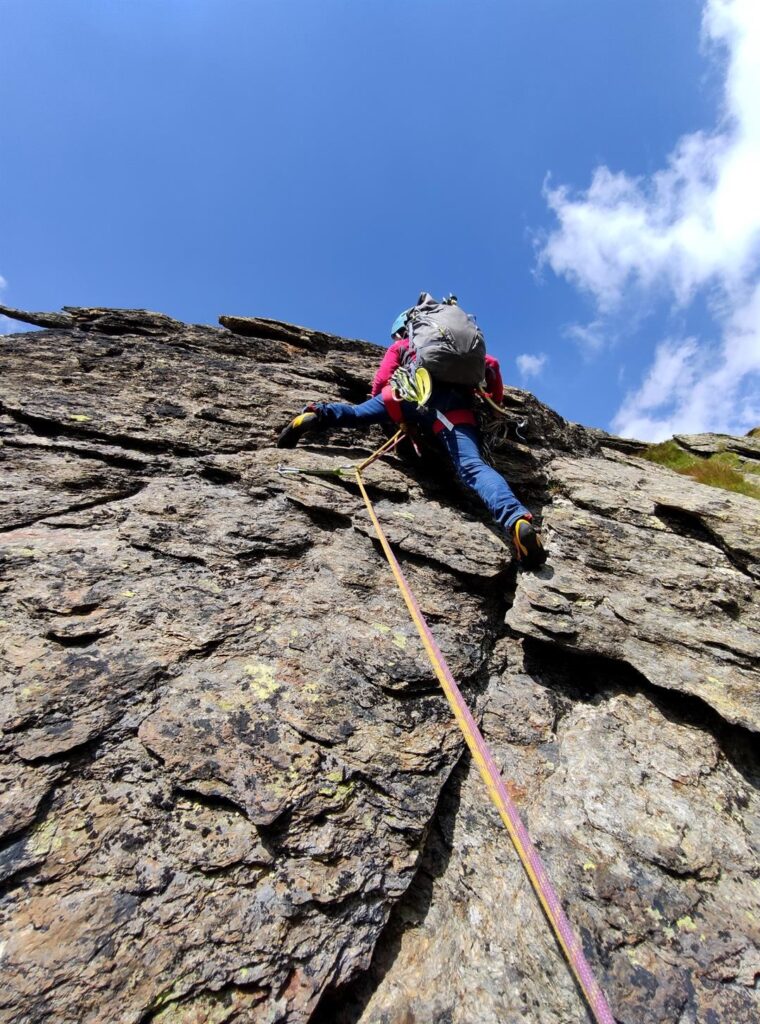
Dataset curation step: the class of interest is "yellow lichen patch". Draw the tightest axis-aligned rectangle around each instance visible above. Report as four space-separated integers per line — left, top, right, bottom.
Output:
121 590 136 598
215 693 247 712
676 915 697 932
372 623 391 635
29 817 61 857
18 548 38 557
706 676 721 685
392 510 416 521
68 414 91 422
697 686 739 721
152 984 262 1023
582 861 597 871
148 978 191 1016
319 780 355 802
243 662 280 698
392 632 407 650
300 681 321 704
334 781 355 801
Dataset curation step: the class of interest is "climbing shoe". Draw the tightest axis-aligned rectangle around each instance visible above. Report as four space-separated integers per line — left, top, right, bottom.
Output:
512 518 547 569
277 405 322 448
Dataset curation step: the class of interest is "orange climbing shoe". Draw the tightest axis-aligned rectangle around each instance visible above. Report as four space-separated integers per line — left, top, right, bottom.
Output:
512 518 547 569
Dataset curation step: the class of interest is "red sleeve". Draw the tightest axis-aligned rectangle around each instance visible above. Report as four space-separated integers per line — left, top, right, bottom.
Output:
484 355 504 404
371 338 408 396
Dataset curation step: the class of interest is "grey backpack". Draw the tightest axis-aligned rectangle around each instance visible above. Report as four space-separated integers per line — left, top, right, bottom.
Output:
406 292 486 387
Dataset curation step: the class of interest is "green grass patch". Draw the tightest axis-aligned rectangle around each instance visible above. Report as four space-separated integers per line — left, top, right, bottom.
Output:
641 441 760 500
643 440 697 472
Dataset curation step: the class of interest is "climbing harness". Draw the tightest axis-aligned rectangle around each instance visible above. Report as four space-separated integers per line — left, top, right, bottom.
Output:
280 431 616 1024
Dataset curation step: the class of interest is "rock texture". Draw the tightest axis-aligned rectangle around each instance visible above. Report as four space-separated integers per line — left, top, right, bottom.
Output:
1 305 758 1024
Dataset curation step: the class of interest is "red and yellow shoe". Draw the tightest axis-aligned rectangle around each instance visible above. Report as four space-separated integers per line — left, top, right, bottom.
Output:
277 405 322 449
512 517 547 569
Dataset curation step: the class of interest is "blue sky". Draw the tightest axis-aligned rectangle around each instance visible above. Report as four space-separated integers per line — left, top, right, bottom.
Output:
1 0 758 437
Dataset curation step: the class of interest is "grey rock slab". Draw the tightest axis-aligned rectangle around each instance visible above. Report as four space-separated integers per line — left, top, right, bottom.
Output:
1 318 381 461
353 496 509 580
674 432 760 461
0 762 65 844
0 303 75 330
0 529 471 1019
332 640 759 1024
505 452 759 730
0 443 143 530
550 450 760 570
0 351 495 1022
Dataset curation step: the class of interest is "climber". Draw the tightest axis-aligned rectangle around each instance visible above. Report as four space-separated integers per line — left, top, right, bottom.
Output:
277 294 547 569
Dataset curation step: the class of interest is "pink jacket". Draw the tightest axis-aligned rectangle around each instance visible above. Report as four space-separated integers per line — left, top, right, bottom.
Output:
370 337 504 403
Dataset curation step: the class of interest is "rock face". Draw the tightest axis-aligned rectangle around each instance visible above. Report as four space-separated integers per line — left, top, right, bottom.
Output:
1 306 758 1024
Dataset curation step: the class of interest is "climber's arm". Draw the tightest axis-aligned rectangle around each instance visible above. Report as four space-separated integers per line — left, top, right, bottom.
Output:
483 355 504 404
371 338 408 396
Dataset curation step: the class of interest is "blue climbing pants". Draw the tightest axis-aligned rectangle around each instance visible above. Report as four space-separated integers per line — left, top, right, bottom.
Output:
317 393 530 531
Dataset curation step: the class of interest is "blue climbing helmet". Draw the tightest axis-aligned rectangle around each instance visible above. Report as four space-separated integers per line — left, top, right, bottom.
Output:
390 309 410 339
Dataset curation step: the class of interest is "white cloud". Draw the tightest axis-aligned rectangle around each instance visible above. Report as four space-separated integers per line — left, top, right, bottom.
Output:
0 275 7 292
539 0 760 439
516 353 548 378
612 338 703 440
563 320 606 356
613 282 760 439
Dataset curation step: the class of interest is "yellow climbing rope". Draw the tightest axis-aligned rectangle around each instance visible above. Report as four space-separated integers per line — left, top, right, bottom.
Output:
352 431 616 1024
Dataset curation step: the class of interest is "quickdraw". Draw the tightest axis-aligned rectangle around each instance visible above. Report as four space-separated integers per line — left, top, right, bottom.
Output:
389 364 433 406
280 431 616 1024
276 428 406 482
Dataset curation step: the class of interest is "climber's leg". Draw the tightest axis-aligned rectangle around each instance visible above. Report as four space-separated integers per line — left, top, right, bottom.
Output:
318 394 390 428
437 423 546 566
438 424 528 528
277 395 390 448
